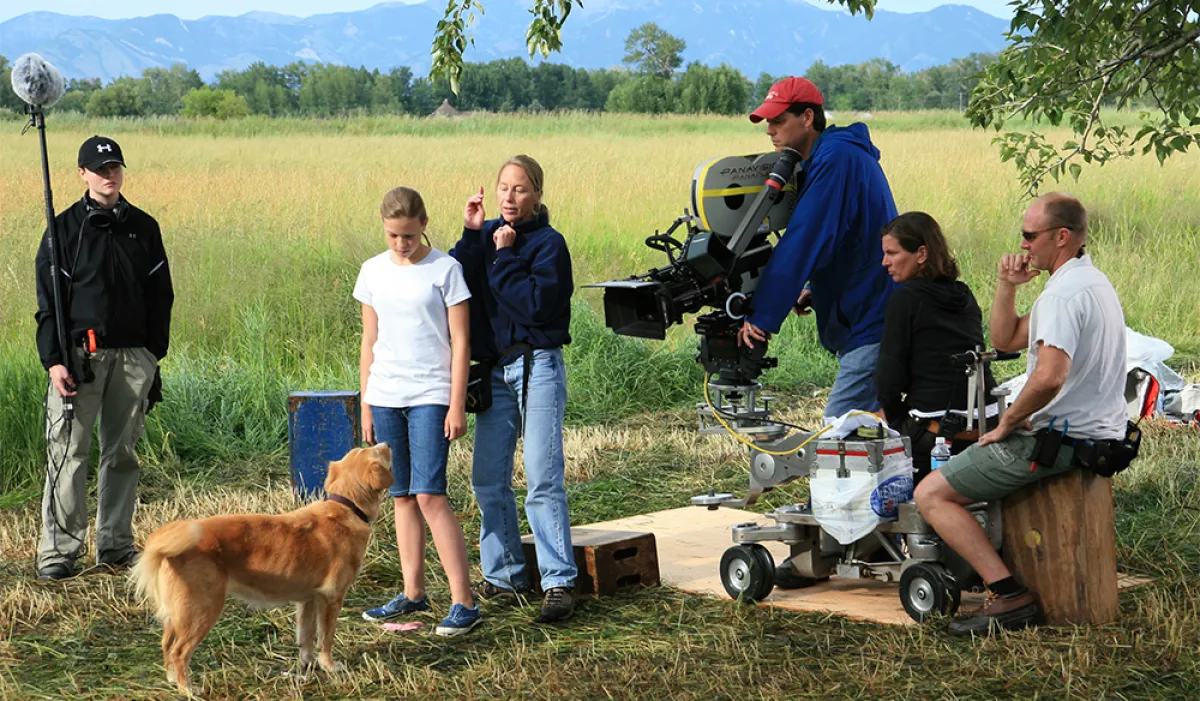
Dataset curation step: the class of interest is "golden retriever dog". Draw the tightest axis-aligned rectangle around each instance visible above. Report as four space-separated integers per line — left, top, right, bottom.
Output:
130 443 393 695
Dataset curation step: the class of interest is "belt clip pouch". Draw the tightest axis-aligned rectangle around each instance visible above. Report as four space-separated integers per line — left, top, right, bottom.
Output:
937 413 966 439
1029 426 1066 466
1076 439 1117 477
465 361 493 414
1108 421 1142 475
78 337 96 384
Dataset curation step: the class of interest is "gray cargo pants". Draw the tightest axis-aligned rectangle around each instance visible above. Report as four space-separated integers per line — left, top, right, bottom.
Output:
39 347 157 569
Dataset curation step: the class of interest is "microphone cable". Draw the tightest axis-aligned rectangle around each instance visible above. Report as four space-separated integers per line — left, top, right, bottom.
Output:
42 376 87 561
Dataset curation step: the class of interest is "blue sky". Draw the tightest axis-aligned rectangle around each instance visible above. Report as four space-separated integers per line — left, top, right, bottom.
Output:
0 0 1016 23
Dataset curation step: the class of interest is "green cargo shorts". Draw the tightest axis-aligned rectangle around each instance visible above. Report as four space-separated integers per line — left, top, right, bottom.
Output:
940 432 1078 502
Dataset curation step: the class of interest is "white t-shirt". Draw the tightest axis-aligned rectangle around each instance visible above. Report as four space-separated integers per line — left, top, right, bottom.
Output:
1026 254 1127 439
353 248 471 408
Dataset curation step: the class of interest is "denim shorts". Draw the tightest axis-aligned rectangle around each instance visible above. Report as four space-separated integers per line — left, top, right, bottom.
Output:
370 404 450 497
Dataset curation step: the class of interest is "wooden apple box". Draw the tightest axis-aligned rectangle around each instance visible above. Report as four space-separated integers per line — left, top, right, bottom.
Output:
521 528 659 597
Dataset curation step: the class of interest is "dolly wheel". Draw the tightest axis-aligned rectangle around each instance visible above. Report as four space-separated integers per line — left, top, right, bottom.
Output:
899 562 960 622
720 544 775 603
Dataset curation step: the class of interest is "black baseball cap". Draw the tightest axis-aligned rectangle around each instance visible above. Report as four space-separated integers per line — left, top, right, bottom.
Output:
78 135 125 171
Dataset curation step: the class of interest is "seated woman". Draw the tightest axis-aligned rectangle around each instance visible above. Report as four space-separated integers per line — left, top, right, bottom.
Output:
875 211 996 481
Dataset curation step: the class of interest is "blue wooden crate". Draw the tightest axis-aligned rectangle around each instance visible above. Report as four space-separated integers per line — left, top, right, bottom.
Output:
287 391 360 499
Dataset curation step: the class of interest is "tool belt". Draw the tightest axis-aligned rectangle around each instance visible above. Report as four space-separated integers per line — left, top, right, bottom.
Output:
1030 421 1142 478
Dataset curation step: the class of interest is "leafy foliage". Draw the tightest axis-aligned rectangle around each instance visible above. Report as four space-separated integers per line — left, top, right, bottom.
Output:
623 22 687 78
180 87 250 120
967 0 1200 192
85 79 143 118
431 0 581 93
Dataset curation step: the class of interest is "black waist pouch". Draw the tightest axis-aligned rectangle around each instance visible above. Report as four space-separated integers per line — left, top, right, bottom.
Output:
465 361 493 414
1073 421 1142 478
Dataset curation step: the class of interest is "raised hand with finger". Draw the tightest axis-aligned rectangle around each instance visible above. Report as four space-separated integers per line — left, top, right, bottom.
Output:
464 186 485 230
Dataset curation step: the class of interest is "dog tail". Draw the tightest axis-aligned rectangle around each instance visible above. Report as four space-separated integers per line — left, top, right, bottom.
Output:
129 521 202 622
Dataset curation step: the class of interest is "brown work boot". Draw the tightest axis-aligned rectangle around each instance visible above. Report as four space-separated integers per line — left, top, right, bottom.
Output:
948 590 1040 636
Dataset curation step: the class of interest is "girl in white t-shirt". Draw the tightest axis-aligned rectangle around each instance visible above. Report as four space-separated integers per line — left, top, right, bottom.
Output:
354 187 480 635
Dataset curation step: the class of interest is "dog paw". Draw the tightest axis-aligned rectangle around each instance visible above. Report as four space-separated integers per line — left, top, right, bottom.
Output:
319 660 346 675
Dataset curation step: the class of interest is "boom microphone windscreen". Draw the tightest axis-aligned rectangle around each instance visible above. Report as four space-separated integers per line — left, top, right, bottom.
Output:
11 53 66 108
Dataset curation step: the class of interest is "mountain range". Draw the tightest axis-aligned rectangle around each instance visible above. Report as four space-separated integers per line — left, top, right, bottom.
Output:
0 1 1009 83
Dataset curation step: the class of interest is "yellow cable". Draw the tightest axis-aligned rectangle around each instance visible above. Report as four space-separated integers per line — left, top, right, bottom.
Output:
702 375 888 457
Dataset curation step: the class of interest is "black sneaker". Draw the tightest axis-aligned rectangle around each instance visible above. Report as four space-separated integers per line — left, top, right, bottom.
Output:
473 580 529 606
98 550 140 572
538 586 575 623
37 562 77 581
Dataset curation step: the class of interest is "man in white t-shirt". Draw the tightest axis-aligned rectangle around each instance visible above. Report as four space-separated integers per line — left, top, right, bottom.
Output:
914 193 1127 636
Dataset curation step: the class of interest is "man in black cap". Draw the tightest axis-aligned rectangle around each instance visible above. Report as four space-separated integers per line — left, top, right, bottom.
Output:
34 135 174 580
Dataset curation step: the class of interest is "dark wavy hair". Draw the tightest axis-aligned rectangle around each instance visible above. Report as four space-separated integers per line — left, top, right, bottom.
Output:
881 211 960 280
786 102 826 132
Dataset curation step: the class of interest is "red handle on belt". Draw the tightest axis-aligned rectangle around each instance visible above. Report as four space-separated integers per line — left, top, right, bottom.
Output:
86 329 97 353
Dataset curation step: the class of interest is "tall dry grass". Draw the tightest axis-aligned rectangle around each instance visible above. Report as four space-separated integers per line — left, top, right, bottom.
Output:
0 112 1196 494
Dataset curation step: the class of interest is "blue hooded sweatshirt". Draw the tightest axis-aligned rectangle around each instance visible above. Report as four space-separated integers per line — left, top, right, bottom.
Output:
450 211 573 361
746 123 899 355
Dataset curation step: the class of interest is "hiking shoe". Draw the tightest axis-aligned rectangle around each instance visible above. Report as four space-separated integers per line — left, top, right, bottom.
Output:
948 590 1040 636
434 603 482 636
37 562 77 581
537 586 575 623
362 593 430 622
98 549 140 571
473 580 529 606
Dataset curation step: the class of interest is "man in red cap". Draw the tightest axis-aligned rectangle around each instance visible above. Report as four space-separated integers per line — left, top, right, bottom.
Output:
739 76 899 423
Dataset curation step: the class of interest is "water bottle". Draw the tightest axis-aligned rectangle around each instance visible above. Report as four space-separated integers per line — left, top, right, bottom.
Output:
931 436 951 471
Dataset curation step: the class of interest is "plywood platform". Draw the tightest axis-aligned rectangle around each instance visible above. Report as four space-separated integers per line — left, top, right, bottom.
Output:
582 506 1150 626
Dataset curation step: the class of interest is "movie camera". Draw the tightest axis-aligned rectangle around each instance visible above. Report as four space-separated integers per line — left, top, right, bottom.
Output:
589 150 1013 621
590 148 801 385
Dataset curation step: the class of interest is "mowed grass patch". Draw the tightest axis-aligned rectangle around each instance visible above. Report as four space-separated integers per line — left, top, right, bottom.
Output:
0 409 1196 700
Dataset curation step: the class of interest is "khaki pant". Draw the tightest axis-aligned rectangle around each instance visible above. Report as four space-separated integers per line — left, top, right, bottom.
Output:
39 347 157 568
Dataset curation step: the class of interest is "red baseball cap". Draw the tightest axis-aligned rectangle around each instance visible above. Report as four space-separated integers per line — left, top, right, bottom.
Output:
749 77 824 123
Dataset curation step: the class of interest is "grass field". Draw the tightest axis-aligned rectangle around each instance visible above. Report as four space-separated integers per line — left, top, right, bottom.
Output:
0 111 1197 699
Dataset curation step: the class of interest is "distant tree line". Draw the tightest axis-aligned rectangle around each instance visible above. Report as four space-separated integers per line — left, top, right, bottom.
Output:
0 25 1000 119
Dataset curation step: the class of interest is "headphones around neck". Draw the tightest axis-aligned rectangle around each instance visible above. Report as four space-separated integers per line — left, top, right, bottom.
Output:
82 195 130 228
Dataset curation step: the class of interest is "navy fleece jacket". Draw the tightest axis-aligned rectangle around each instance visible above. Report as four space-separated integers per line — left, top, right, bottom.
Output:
746 123 899 354
450 212 573 361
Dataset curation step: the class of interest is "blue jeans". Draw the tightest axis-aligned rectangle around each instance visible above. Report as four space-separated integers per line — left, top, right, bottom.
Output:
825 342 881 420
371 404 450 497
471 348 576 591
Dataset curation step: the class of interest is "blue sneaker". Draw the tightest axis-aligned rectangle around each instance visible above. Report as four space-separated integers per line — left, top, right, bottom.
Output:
434 603 482 636
362 593 430 621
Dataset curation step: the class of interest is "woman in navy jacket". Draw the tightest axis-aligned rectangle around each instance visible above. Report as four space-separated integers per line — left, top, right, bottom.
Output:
451 155 577 624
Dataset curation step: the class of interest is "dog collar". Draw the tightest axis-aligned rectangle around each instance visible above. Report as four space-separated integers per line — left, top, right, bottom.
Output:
326 493 369 524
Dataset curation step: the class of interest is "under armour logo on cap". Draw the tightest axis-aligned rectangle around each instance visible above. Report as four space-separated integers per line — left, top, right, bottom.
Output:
97 144 112 153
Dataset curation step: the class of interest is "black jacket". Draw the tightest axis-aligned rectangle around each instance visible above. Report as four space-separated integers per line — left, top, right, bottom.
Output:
875 277 995 425
450 211 573 361
34 195 174 370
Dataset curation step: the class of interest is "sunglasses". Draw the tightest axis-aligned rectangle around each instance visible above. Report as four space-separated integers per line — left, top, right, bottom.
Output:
1020 225 1070 242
